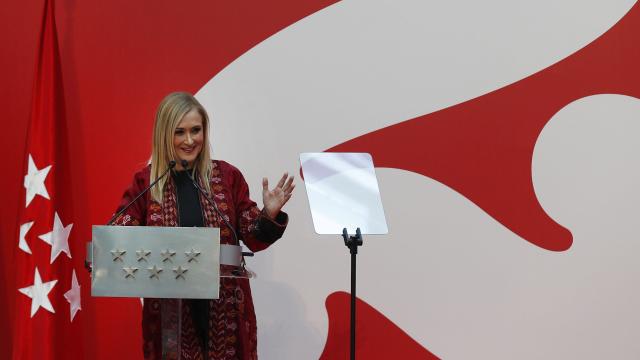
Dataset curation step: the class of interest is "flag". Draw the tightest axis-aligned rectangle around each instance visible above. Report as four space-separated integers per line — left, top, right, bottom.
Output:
13 0 84 358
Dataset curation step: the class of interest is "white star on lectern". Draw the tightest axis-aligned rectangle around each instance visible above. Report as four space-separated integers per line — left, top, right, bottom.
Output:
64 269 81 322
19 221 35 254
38 212 73 264
136 249 151 262
160 249 176 263
185 248 201 263
147 265 163 279
173 265 188 280
18 267 58 317
110 249 126 262
123 267 139 279
24 154 52 207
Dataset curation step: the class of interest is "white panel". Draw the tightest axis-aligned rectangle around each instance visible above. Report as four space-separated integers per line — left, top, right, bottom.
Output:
192 0 638 358
300 153 388 234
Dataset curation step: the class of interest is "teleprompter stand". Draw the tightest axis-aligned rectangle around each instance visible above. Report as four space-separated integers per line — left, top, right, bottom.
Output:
343 227 363 360
300 152 389 360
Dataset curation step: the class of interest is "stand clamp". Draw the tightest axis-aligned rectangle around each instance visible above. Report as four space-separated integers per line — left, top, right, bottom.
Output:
342 227 363 254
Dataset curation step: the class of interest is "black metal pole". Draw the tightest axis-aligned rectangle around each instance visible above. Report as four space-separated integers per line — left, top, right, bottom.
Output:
343 228 362 360
350 246 356 360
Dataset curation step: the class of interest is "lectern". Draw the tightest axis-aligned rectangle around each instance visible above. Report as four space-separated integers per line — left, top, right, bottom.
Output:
91 226 220 299
89 225 249 359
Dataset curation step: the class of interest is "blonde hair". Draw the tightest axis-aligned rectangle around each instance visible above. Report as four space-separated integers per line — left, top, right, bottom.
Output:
150 92 212 203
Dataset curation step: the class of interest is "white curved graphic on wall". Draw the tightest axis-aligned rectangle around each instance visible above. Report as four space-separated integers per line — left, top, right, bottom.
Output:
194 0 639 358
199 0 635 163
356 94 640 359
259 94 640 359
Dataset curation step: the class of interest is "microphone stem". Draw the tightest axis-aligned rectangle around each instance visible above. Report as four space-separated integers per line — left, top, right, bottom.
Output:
186 170 240 246
107 162 175 225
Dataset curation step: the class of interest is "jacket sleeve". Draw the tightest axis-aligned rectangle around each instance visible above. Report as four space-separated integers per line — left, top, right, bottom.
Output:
230 166 288 252
111 170 148 226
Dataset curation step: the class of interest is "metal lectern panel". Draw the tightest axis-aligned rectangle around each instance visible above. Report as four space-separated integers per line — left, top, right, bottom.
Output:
91 226 220 299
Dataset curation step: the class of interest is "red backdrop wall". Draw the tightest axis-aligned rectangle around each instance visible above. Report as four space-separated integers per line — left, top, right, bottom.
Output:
0 0 336 357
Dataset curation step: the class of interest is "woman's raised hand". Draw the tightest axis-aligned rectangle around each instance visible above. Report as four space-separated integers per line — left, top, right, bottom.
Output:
262 173 295 219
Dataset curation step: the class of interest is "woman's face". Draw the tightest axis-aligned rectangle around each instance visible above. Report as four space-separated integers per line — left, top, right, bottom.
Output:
173 109 204 169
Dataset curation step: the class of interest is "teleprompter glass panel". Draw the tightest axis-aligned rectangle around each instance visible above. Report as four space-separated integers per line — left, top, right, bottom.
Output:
300 153 388 235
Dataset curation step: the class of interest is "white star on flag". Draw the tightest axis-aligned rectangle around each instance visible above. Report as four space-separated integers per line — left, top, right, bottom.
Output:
18 267 58 317
38 211 73 264
19 221 35 254
23 154 52 207
64 269 81 322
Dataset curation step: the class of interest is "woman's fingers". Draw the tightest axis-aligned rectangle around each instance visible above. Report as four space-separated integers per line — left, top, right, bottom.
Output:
282 192 293 205
284 182 295 196
264 173 294 204
275 172 288 188
282 175 294 191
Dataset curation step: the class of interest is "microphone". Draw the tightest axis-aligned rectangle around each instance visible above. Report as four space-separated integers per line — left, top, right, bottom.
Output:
107 160 177 225
180 159 189 171
181 160 240 246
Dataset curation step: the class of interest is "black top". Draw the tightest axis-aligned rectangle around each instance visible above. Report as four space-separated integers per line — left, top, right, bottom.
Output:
172 170 204 227
172 169 209 347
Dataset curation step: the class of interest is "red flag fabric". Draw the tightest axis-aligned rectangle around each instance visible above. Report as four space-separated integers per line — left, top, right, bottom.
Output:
12 0 85 358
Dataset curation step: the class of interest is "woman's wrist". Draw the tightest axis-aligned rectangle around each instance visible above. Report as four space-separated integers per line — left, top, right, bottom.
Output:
264 207 278 220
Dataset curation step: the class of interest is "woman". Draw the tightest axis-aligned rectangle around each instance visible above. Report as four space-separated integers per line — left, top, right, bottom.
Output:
112 92 294 360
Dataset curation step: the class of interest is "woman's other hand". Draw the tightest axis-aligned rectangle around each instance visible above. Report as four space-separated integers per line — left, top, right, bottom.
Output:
262 173 295 219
